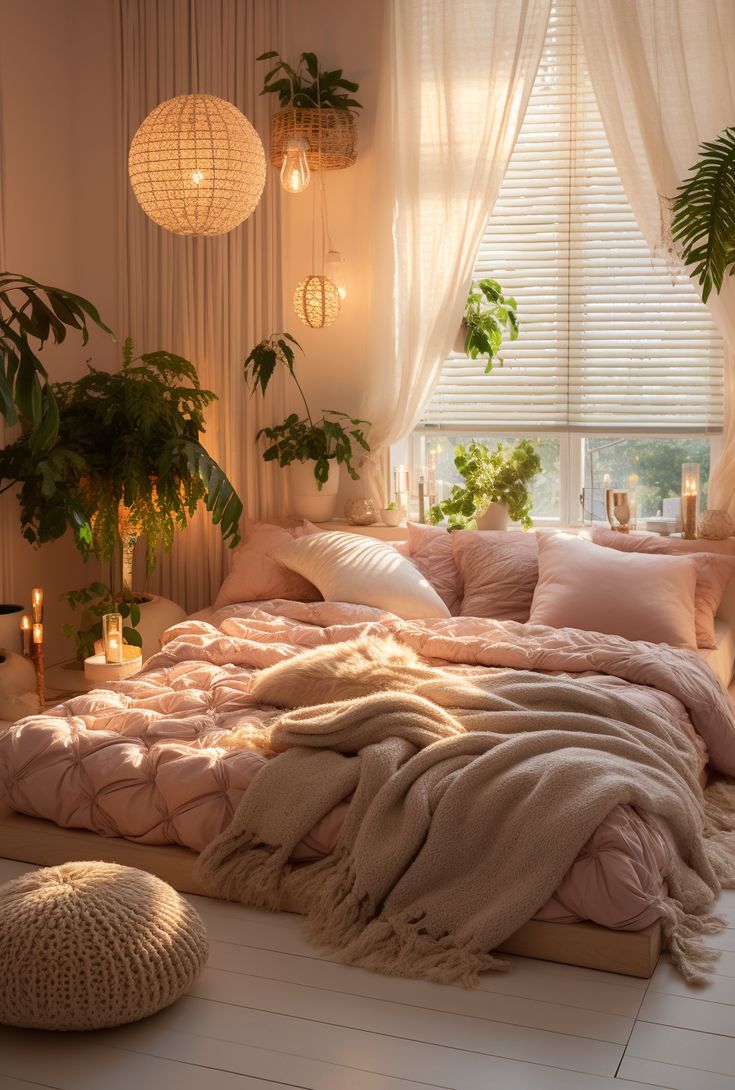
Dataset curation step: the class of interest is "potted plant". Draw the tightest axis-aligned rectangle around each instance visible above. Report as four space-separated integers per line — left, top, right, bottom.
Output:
381 501 401 528
454 278 519 371
0 338 242 661
427 439 542 531
243 332 369 522
258 50 363 172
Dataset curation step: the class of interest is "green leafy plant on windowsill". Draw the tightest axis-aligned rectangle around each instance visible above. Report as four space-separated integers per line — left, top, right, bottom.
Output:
427 439 541 530
672 126 735 302
257 50 362 112
243 332 370 488
460 278 519 373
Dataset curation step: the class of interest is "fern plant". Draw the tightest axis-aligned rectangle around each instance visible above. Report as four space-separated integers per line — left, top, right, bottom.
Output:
0 272 114 448
0 338 242 628
672 127 735 302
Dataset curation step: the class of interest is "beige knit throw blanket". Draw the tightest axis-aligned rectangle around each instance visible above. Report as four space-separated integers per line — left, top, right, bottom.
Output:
196 636 735 986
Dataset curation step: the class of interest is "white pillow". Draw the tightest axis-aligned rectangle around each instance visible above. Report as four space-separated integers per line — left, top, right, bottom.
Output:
274 532 451 620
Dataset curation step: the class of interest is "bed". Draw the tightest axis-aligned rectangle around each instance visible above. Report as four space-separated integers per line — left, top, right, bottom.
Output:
1 522 735 983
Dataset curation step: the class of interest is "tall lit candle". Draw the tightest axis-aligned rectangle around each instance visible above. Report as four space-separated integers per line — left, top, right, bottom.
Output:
20 614 32 656
681 462 700 539
31 587 43 624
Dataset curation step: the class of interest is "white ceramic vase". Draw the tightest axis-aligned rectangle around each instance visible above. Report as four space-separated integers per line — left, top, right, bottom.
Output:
0 649 40 721
475 502 510 531
132 594 187 661
288 460 340 522
0 605 24 655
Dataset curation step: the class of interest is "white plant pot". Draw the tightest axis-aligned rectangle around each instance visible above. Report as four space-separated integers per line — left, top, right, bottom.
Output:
0 605 24 655
287 460 340 522
381 508 402 527
452 322 468 355
134 594 187 661
0 649 40 721
475 502 510 531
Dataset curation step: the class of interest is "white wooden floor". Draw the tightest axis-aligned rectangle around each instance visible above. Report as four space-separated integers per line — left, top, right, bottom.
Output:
1 858 735 1090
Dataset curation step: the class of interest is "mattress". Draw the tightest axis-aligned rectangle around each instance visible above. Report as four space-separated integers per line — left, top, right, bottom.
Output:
2 599 732 939
701 616 735 687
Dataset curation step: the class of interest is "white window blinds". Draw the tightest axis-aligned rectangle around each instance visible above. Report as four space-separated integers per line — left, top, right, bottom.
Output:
421 0 724 434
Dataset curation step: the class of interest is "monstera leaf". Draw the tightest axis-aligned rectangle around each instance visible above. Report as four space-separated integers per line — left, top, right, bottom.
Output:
672 127 735 302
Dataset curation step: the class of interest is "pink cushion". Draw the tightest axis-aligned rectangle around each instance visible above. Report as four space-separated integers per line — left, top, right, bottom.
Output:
453 531 538 621
591 527 735 649
406 523 462 614
214 520 322 608
530 533 699 648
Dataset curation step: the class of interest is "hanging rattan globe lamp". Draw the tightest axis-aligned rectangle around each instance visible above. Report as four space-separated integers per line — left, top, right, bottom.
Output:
128 93 266 236
293 275 341 328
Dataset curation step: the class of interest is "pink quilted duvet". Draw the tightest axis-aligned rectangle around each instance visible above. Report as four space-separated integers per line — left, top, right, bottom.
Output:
2 599 734 932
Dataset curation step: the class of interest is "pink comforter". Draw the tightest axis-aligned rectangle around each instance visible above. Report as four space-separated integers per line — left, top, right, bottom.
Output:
2 600 734 932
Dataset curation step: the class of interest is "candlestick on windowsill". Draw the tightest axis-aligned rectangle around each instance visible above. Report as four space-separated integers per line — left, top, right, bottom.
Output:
681 462 700 540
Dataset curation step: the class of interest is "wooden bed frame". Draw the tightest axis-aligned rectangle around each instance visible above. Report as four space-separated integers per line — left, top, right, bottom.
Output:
0 802 662 978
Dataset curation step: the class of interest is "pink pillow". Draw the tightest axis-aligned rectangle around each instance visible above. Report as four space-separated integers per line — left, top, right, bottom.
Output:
453 531 538 621
591 527 735 649
530 533 699 648
214 520 323 608
406 523 462 614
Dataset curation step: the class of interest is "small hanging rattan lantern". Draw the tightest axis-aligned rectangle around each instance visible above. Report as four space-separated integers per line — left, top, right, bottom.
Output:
293 276 341 328
128 94 266 236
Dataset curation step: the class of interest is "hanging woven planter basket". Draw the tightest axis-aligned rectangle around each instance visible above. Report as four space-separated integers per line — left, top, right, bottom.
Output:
270 107 357 171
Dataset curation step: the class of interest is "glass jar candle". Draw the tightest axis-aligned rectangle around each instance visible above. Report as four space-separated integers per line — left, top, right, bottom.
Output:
103 612 124 665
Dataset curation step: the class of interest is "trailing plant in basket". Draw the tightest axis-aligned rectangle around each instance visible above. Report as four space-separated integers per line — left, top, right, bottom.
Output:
243 332 369 488
257 50 362 112
461 278 518 373
427 439 541 531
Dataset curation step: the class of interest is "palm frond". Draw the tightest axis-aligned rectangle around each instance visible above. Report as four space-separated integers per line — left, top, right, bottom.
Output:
672 127 735 302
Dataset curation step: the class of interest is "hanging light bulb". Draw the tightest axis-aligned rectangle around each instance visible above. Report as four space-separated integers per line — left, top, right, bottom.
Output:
325 249 347 300
280 137 311 194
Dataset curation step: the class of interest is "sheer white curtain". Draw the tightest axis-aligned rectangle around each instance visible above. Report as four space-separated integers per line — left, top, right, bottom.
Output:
576 0 735 513
117 0 287 612
358 0 551 504
0 78 12 606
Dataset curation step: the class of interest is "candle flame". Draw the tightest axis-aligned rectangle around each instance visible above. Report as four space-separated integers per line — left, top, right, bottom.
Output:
21 615 31 631
32 623 43 644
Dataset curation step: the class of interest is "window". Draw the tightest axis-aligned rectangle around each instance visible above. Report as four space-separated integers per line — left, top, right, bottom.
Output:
411 0 723 524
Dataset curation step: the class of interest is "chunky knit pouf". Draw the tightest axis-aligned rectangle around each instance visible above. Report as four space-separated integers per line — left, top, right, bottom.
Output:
0 861 209 1031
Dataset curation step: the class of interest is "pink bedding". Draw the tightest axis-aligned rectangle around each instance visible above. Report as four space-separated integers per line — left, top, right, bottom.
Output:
2 599 734 934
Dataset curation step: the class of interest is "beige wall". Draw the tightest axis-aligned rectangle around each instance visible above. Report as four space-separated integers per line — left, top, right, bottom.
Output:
280 0 385 500
0 0 119 663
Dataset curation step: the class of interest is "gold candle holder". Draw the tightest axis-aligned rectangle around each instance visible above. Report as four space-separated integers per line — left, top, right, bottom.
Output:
681 462 700 540
32 621 45 706
605 488 632 532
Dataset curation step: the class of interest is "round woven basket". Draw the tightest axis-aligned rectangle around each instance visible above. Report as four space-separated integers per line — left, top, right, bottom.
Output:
270 107 357 171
